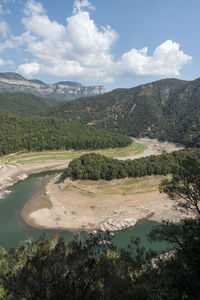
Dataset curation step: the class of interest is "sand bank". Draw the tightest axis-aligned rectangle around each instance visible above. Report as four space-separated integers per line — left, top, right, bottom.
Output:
22 175 193 232
0 160 71 199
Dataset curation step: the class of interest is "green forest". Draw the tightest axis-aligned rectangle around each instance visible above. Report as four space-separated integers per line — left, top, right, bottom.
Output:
63 148 200 180
0 92 57 116
0 113 131 156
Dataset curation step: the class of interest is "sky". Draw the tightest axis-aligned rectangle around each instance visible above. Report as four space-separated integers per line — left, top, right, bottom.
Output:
0 0 199 91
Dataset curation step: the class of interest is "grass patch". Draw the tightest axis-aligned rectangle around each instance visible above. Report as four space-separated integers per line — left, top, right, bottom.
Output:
68 176 163 197
94 142 147 158
0 142 147 165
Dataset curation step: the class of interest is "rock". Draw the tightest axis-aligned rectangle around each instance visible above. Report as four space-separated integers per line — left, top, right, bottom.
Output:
98 217 136 232
90 230 97 235
0 73 106 101
17 174 28 181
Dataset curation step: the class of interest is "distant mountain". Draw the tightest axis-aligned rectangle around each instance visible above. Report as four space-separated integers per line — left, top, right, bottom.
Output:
0 72 106 101
0 92 57 116
47 77 200 147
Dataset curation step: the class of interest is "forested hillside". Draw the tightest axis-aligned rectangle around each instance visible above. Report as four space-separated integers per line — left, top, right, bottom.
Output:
47 78 200 147
0 113 131 156
0 92 57 116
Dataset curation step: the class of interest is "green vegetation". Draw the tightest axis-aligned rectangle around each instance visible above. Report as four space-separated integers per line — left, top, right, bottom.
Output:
0 221 199 300
0 92 57 116
63 148 200 180
159 156 200 215
47 77 200 147
0 113 131 156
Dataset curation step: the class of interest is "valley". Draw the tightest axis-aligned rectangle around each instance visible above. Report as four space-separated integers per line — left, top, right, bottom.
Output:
0 76 199 297
0 140 144 199
3 138 183 232
0 1 200 297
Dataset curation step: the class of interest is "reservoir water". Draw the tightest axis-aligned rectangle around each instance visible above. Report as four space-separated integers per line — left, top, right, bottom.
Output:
0 174 168 251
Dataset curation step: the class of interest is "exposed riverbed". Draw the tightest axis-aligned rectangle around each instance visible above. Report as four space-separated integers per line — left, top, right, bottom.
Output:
0 173 168 251
0 138 183 250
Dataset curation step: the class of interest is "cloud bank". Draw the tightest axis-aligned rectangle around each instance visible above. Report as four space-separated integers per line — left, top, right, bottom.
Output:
0 0 192 83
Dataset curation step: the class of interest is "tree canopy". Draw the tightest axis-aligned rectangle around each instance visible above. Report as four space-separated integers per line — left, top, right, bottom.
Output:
63 149 200 181
0 113 131 156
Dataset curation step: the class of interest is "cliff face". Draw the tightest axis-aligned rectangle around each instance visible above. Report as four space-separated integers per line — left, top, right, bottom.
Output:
0 73 106 101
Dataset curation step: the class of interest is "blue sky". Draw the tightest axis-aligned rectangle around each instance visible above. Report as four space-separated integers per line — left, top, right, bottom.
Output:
0 0 199 90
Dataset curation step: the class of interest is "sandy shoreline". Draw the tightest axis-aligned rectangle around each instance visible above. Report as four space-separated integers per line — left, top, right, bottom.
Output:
21 174 194 232
0 160 71 199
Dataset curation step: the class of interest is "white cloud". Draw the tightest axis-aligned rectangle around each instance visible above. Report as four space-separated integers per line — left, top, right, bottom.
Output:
0 0 190 83
0 21 9 37
0 58 5 66
0 57 13 67
17 0 118 81
118 40 192 77
73 0 95 14
18 61 40 76
24 0 45 16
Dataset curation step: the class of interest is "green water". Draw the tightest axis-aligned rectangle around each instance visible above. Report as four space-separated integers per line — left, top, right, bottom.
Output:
0 174 167 251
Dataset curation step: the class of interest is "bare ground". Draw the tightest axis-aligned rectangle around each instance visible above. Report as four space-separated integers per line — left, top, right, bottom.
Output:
22 175 193 231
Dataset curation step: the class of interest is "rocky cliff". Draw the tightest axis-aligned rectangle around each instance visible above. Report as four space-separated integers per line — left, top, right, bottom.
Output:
0 72 106 101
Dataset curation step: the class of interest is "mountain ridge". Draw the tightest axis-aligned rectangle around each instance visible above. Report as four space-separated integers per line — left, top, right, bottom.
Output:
0 72 106 101
47 77 200 147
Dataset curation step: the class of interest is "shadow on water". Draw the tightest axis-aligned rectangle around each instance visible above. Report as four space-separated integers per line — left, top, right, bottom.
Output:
0 173 168 251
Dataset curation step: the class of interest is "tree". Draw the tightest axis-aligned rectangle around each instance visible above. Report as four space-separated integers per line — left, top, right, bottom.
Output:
159 157 200 216
0 233 116 300
146 157 200 299
148 218 200 299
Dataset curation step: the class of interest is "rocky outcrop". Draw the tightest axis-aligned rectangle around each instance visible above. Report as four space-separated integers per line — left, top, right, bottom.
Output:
98 217 136 232
0 72 106 101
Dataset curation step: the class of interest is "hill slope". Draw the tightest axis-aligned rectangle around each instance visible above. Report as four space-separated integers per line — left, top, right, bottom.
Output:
0 113 131 156
0 92 57 116
0 72 106 101
47 78 200 146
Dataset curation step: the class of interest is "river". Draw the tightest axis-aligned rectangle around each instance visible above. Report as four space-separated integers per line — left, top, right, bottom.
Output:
0 173 169 252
